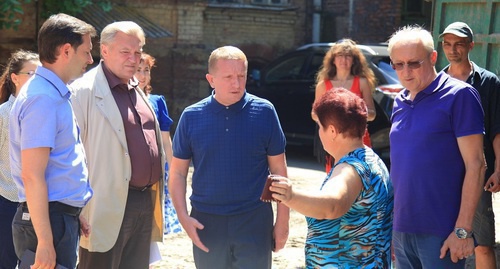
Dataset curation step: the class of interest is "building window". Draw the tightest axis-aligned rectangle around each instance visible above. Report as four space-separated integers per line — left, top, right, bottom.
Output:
403 0 423 16
251 0 289 5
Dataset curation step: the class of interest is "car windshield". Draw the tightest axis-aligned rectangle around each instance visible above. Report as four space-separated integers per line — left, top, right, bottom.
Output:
377 61 399 84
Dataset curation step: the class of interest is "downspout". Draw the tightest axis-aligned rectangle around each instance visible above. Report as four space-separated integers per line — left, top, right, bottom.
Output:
312 0 322 43
348 0 354 36
35 0 39 46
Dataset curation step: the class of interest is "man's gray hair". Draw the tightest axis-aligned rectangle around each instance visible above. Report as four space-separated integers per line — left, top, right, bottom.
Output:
388 25 435 55
100 21 146 47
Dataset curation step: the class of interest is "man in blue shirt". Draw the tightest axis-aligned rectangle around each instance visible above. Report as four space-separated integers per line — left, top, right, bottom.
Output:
169 46 289 269
9 13 94 269
440 21 500 269
388 25 485 268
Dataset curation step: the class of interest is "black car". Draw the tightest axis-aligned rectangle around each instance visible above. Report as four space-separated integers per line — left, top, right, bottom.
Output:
247 43 403 167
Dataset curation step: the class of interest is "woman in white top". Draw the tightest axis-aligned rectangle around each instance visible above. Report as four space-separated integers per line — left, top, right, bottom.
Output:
0 49 40 269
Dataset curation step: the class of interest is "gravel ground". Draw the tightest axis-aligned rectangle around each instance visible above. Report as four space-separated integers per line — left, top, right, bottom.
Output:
150 149 500 269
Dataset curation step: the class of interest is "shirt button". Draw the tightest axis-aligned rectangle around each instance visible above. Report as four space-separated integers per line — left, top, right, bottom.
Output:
226 107 229 109
226 129 229 132
226 117 229 120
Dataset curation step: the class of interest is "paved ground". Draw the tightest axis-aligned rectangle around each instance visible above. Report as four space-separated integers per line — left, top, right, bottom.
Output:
154 146 500 268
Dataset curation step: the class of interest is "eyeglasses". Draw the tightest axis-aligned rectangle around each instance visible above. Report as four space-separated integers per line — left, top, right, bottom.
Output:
17 70 36 76
390 60 425 71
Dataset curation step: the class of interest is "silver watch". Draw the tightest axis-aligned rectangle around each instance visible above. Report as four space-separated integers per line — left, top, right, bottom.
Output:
454 228 473 239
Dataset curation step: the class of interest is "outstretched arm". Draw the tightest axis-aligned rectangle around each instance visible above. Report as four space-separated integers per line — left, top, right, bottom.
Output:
272 163 362 220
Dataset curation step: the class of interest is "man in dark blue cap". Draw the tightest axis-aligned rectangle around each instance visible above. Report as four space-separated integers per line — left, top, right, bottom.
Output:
440 21 500 269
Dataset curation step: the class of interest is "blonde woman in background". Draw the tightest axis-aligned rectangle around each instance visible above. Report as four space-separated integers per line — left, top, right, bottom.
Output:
312 39 377 172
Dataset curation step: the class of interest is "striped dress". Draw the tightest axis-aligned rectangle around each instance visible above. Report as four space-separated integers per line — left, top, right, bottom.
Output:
305 147 393 268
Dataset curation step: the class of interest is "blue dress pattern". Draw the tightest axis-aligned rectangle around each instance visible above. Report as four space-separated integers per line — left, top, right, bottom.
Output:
305 147 393 268
148 94 182 234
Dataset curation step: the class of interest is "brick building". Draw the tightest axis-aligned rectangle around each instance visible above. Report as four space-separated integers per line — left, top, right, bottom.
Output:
0 0 420 128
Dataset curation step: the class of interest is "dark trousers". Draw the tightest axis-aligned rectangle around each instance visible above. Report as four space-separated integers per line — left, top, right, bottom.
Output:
11 202 81 268
192 204 274 269
78 188 153 269
0 195 18 269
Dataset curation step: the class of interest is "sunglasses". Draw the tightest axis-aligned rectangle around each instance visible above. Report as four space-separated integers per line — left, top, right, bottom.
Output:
17 70 36 76
390 59 425 71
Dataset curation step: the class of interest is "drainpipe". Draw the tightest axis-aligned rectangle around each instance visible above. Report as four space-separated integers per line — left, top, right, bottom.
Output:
35 0 39 47
348 0 354 36
312 0 321 43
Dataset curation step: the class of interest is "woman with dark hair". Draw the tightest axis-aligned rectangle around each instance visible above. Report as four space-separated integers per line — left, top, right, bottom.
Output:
0 49 39 269
136 53 174 165
272 88 393 268
313 39 377 172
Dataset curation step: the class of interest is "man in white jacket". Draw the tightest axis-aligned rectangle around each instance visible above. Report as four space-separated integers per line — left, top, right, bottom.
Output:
71 21 165 269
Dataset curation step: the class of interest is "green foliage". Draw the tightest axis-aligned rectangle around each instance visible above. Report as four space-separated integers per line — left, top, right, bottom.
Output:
41 0 112 19
0 0 112 30
0 0 31 30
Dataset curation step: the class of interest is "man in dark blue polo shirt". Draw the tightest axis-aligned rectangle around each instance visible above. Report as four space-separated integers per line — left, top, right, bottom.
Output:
170 46 289 269
440 21 500 269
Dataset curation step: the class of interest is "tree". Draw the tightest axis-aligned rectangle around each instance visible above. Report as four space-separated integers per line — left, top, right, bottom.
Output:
0 0 30 30
0 0 111 30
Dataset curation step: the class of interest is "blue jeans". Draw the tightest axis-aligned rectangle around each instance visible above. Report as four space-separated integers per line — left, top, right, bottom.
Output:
0 195 18 269
393 231 465 269
12 203 80 268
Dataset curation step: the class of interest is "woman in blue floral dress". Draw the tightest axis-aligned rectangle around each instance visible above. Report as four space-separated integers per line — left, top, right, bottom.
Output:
136 53 182 266
271 88 393 268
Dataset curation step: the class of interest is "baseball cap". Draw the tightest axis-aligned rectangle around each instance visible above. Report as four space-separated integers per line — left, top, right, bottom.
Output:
439 22 474 41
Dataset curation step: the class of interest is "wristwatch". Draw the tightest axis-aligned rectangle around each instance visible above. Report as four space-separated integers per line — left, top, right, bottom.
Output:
454 228 473 239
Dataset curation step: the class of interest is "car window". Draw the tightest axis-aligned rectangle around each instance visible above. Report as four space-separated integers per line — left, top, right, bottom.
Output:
265 54 308 83
306 54 324 80
371 56 399 85
377 61 399 84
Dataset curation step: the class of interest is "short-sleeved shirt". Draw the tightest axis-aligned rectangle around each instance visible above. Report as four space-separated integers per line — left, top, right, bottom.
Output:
148 94 173 132
443 62 500 180
0 95 17 202
305 147 393 268
9 66 92 207
172 91 286 215
390 71 484 238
